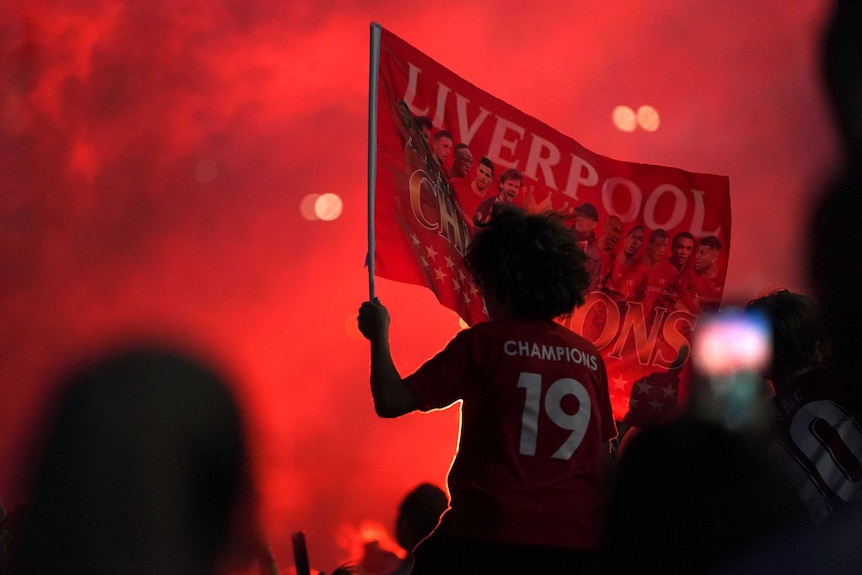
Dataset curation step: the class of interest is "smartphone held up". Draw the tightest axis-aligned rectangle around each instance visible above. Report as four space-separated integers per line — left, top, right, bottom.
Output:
690 307 773 431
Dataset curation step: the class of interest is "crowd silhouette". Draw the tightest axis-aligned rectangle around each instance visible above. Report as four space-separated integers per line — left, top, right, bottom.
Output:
9 345 256 575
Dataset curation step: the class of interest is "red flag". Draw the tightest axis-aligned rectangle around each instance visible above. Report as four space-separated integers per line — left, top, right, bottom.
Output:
369 24 731 426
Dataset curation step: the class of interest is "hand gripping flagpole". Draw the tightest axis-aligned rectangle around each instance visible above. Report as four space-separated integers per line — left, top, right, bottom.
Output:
366 22 382 301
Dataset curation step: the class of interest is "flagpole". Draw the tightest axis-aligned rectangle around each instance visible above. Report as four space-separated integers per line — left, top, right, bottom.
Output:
367 22 382 300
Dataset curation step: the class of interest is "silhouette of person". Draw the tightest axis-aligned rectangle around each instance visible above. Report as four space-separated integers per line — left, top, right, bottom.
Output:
11 344 255 575
604 411 808 575
711 3 862 573
385 483 448 575
0 500 7 575
745 289 862 524
359 207 616 575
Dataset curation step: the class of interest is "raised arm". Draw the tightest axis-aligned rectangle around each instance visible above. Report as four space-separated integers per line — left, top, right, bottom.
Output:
357 299 421 418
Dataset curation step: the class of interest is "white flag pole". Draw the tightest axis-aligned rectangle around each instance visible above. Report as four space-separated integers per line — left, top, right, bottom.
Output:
366 22 382 300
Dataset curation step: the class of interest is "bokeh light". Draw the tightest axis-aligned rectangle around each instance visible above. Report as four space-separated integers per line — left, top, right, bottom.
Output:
315 193 343 221
693 311 771 375
637 105 660 131
300 193 321 221
612 105 637 132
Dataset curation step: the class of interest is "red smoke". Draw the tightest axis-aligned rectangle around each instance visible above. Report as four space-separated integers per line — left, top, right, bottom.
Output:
0 0 839 570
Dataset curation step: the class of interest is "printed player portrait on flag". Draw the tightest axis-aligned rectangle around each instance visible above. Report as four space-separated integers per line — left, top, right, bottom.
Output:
367 24 731 426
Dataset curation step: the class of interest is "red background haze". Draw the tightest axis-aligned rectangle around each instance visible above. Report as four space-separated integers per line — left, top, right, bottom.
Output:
0 0 840 571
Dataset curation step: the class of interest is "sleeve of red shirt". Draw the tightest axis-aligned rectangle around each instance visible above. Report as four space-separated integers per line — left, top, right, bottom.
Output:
402 328 483 411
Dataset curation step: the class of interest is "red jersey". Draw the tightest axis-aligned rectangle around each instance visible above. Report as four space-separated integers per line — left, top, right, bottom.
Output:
450 176 487 221
403 319 616 550
640 259 682 312
677 267 723 312
598 250 615 287
603 257 646 302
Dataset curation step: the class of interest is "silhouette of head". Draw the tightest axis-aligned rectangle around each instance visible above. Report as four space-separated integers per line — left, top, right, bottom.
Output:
14 345 251 575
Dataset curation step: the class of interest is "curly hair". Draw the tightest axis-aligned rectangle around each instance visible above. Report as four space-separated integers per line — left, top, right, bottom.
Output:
465 205 589 320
